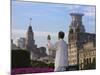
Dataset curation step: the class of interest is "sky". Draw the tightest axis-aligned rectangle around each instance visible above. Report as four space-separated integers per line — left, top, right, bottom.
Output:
12 0 96 48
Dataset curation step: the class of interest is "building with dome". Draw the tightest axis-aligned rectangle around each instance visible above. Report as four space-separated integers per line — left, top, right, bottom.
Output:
68 13 96 70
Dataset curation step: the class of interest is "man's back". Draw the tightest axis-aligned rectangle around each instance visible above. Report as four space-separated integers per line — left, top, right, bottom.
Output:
55 39 68 67
47 31 68 71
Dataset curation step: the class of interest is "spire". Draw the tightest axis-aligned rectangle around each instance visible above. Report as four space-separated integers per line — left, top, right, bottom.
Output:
28 18 33 32
29 18 32 26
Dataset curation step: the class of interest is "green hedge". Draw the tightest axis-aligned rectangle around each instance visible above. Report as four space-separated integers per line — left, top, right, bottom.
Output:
11 50 31 69
31 60 54 68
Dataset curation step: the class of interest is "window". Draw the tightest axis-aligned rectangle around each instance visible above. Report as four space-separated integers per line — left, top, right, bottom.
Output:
88 58 91 64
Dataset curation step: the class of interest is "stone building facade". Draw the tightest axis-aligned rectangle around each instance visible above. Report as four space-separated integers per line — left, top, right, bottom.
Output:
79 36 96 69
68 13 96 70
68 13 85 66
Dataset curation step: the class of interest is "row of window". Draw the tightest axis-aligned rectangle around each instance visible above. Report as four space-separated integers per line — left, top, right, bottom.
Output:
68 54 77 59
68 49 77 54
79 57 96 69
79 50 96 57
68 44 76 48
68 59 77 65
79 57 96 65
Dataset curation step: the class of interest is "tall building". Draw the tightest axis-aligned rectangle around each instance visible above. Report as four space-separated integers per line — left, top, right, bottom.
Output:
68 13 96 70
25 25 36 51
25 18 38 60
17 37 26 49
11 39 18 50
25 18 47 60
68 13 85 67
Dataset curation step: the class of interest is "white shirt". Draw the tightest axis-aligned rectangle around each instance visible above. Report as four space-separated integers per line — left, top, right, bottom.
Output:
47 39 68 67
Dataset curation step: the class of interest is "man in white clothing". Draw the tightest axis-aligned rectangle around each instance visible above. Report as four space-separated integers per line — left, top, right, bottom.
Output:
47 31 68 72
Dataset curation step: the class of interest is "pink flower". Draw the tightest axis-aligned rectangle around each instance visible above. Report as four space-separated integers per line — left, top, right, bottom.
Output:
11 67 54 75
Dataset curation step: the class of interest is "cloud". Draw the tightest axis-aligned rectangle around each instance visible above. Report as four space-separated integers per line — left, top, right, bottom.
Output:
85 12 95 16
66 5 95 17
12 28 58 37
12 28 68 46
12 1 67 17
67 5 81 11
12 28 68 37
11 28 58 44
83 7 95 17
13 1 96 17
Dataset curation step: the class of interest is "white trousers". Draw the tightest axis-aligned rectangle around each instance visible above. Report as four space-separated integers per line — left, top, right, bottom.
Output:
54 66 66 72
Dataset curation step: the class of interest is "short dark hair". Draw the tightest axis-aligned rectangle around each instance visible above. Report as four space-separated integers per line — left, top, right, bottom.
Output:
58 31 65 39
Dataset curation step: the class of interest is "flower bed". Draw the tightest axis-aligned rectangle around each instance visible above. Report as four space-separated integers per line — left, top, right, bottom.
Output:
11 67 54 75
